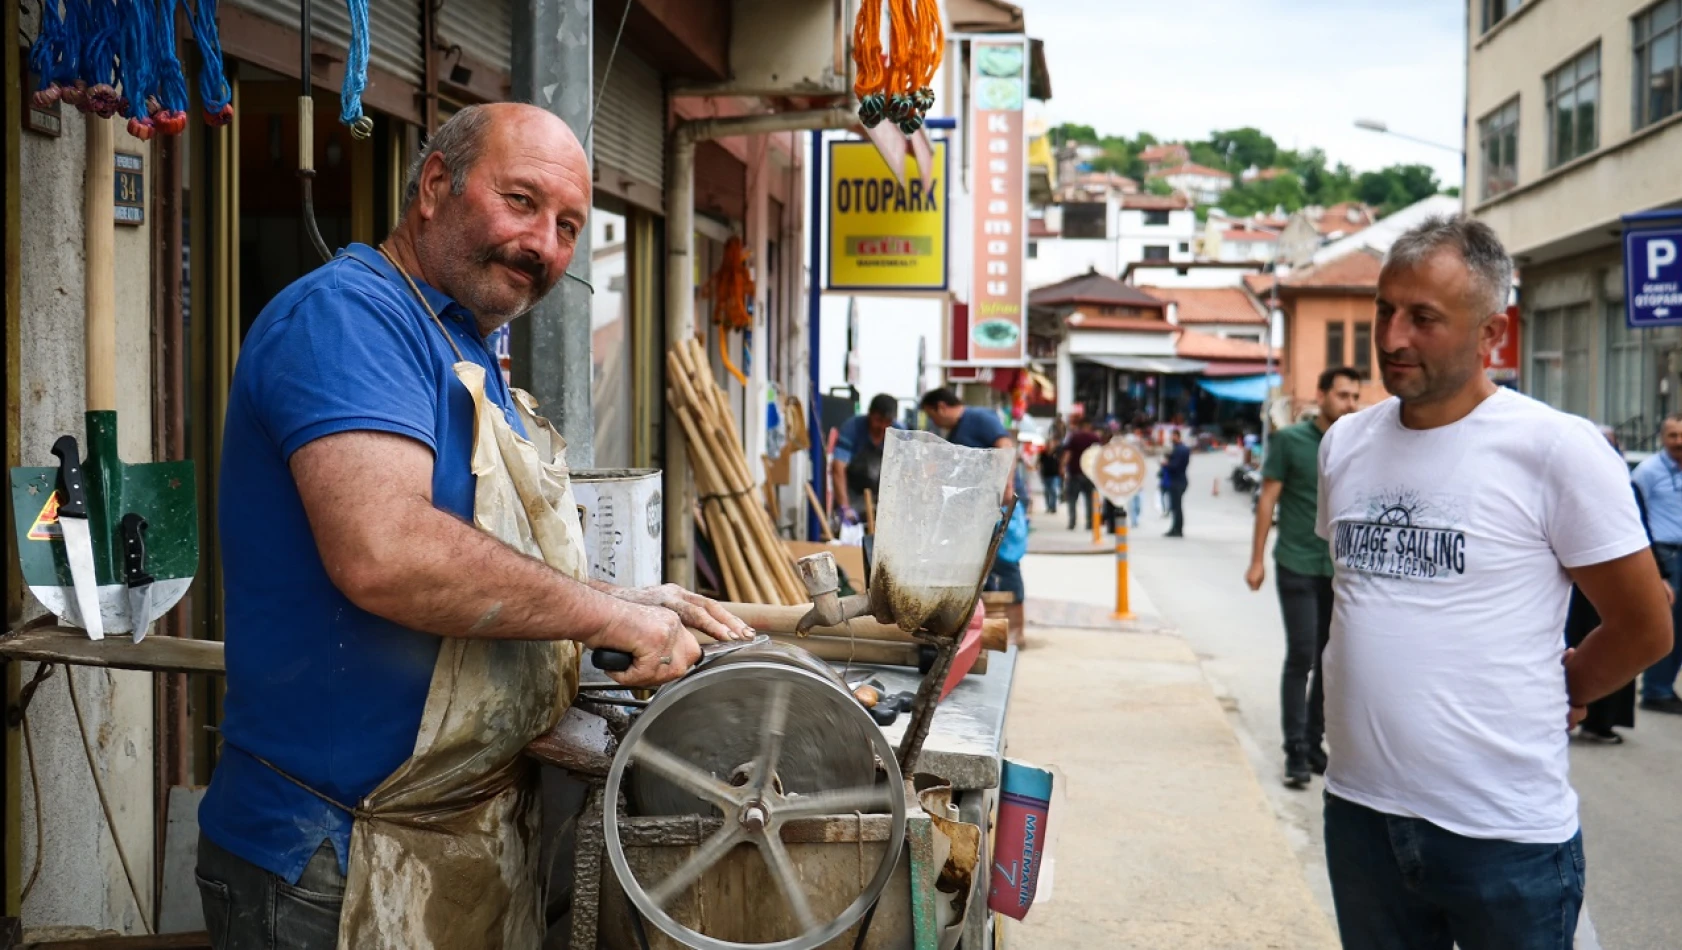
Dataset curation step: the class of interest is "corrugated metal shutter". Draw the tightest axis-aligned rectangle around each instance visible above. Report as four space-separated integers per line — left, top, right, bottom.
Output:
436 0 510 75
592 29 664 194
231 0 424 86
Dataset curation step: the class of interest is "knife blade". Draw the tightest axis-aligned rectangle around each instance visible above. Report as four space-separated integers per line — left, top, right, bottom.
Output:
590 634 769 674
50 435 104 641
120 513 155 643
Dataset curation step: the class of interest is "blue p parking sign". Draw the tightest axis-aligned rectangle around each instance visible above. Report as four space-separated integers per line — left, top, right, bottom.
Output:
1625 216 1682 328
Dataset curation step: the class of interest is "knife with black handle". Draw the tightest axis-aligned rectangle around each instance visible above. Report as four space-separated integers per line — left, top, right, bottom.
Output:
50 435 105 640
120 513 155 642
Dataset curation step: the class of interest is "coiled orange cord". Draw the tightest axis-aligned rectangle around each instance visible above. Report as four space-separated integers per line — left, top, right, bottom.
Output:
852 0 885 100
852 0 943 133
705 237 756 386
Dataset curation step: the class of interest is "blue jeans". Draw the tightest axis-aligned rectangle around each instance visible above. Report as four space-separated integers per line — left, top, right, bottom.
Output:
1324 794 1584 950
1041 474 1061 513
1644 544 1682 701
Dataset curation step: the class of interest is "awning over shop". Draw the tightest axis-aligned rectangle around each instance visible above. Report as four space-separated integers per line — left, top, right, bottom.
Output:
1197 374 1281 404
1078 354 1210 375
1200 360 1273 378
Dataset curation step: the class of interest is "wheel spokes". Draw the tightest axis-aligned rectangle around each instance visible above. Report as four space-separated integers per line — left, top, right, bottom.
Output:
776 784 895 819
757 830 817 932
631 742 739 810
749 680 792 796
646 824 745 910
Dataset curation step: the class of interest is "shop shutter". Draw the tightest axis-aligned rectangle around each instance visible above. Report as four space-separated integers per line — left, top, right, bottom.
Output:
436 0 511 76
232 0 424 86
592 29 665 194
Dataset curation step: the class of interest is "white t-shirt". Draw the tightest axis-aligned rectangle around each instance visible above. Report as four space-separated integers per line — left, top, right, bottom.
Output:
1315 388 1648 843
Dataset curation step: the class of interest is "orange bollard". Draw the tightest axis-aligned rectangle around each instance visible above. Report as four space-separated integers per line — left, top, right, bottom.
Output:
1212 476 1220 496
1091 507 1101 546
1113 520 1134 620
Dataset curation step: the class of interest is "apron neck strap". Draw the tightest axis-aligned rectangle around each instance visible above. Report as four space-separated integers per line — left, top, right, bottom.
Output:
377 244 469 363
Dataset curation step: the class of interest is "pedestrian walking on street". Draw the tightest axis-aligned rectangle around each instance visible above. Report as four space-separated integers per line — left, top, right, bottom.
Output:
1316 215 1674 949
1061 417 1102 531
1629 414 1682 715
1039 418 1065 515
1161 430 1190 537
1245 366 1362 788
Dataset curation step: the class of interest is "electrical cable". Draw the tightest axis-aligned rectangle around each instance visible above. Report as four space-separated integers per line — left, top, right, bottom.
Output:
584 0 634 151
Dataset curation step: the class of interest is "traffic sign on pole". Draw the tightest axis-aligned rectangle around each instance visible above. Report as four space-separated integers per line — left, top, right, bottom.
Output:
1082 441 1148 504
1624 211 1682 329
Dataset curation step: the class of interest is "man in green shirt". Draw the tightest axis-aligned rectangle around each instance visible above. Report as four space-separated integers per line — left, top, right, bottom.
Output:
1246 366 1362 789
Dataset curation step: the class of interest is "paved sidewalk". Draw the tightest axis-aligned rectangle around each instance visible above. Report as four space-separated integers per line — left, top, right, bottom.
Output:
1002 542 1339 949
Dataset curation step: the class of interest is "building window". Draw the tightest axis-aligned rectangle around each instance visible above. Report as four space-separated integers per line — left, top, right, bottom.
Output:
1143 210 1170 226
1142 245 1171 262
1480 0 1521 33
1530 304 1592 415
1178 242 1190 253
1546 45 1599 168
1326 321 1346 370
1027 241 1038 259
1635 0 1681 130
1353 322 1373 379
1063 202 1108 239
1478 98 1520 200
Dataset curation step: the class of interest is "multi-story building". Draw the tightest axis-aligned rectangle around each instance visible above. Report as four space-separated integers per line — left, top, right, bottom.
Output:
1146 162 1234 204
1466 0 1682 441
1024 193 1196 288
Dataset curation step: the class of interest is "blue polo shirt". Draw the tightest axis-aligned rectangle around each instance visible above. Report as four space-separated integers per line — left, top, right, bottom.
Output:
944 407 1009 449
199 244 523 884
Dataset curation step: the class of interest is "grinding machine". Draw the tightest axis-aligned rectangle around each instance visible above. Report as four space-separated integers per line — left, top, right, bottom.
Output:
574 430 1016 950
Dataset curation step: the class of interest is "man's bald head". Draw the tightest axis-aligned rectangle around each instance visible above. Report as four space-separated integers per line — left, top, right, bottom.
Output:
402 103 584 212
396 103 592 333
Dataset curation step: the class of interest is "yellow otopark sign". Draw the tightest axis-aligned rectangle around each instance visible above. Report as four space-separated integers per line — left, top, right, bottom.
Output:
826 139 949 292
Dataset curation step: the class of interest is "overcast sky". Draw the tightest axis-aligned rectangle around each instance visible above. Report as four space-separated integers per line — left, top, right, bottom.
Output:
1023 0 1467 188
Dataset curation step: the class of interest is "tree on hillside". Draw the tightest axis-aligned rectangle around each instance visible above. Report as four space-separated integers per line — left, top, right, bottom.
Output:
1049 122 1098 146
1356 163 1440 215
1217 171 1308 217
1145 178 1175 197
1208 127 1279 174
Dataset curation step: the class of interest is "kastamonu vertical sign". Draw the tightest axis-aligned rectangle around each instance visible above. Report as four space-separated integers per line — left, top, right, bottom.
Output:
966 37 1029 365
826 139 950 292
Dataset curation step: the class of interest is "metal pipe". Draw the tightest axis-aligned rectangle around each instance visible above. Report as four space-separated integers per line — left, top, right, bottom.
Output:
663 107 854 586
806 129 825 543
298 0 331 263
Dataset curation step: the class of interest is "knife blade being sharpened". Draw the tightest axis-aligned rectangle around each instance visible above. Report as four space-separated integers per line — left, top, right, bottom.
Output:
120 513 155 643
589 634 768 674
50 435 105 641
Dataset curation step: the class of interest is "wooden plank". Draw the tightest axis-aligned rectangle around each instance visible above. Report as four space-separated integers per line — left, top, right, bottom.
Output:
0 627 224 675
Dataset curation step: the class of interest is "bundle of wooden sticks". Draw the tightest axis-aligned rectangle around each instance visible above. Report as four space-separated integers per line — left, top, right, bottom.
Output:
666 338 806 605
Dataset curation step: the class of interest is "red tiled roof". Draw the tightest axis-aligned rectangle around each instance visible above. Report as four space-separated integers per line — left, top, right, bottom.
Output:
1222 229 1278 242
1139 286 1268 325
1066 311 1176 333
1147 162 1234 182
1030 271 1166 309
1029 218 1057 237
1245 167 1290 181
1121 194 1191 210
1280 249 1384 291
1139 144 1189 163
1175 329 1275 361
1243 272 1276 295
1315 202 1377 236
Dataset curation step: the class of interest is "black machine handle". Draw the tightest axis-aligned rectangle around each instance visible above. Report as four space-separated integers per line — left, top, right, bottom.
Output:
120 513 153 585
591 648 634 672
50 435 89 518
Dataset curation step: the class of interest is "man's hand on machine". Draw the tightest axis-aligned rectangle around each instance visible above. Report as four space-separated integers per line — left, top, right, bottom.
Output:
586 600 704 687
605 584 755 642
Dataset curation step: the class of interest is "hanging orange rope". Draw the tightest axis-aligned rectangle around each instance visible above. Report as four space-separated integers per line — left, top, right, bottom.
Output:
704 236 755 387
851 0 943 134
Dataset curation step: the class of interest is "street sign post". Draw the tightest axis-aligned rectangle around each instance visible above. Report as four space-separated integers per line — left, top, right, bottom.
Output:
1624 212 1682 329
1079 440 1147 621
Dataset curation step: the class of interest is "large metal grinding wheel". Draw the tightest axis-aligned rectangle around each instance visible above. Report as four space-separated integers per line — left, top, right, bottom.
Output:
604 643 907 950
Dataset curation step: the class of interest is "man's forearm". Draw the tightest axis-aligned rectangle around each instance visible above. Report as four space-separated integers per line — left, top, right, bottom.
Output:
1568 622 1674 706
345 502 629 642
830 461 851 510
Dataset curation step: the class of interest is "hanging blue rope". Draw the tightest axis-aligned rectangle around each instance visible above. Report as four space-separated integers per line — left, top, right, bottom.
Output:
116 0 160 132
185 0 232 124
152 0 190 130
28 0 77 101
79 0 125 116
340 0 373 137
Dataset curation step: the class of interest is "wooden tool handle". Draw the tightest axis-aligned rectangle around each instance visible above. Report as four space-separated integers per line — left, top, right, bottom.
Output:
85 116 115 412
720 602 1009 652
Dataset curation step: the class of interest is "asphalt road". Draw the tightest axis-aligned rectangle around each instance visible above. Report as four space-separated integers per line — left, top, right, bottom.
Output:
1032 450 1682 949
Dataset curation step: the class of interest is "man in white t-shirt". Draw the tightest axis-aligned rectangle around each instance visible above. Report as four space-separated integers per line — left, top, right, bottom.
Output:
1315 215 1674 948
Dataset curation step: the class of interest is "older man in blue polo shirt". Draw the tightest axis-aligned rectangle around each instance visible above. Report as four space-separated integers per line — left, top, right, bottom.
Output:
197 103 748 949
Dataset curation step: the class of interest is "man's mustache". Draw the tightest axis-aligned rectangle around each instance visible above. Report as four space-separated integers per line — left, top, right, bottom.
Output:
478 247 549 288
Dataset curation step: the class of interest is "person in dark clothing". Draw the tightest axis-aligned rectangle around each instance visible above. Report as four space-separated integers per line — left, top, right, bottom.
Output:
1039 423 1064 515
1061 418 1102 531
1161 429 1191 537
1567 432 1673 743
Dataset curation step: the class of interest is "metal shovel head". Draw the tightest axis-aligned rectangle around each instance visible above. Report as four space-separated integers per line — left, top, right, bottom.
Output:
10 410 198 634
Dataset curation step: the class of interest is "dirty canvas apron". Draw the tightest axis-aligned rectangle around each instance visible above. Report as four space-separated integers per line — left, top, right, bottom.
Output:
325 248 585 948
